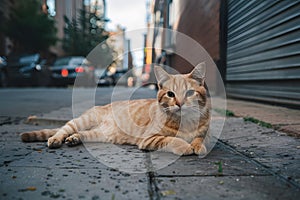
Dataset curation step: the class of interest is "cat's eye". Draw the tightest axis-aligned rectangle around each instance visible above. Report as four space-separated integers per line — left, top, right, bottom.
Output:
186 90 195 97
167 91 175 98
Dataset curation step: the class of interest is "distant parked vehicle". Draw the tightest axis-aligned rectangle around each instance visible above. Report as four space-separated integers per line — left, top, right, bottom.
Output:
50 57 96 87
113 69 129 86
95 68 114 86
1 54 51 87
96 68 130 86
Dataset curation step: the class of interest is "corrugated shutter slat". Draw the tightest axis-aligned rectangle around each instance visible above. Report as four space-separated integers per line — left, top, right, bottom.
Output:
226 0 300 106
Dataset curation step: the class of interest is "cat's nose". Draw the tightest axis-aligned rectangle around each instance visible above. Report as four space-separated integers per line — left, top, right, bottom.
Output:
176 100 184 108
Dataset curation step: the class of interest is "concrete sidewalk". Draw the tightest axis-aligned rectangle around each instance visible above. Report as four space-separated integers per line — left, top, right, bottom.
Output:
1 88 300 199
225 99 300 138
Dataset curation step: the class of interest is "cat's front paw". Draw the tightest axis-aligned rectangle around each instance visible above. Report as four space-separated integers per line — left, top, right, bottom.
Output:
190 137 207 156
65 134 82 147
192 143 207 155
48 137 63 148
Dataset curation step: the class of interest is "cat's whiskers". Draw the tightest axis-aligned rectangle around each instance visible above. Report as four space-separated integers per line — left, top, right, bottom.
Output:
187 106 206 116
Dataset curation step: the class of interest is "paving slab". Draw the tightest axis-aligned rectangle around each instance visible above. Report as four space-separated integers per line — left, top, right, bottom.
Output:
151 141 300 200
214 98 300 137
0 167 149 200
225 99 300 126
0 124 149 200
156 176 299 200
220 117 300 186
155 143 268 177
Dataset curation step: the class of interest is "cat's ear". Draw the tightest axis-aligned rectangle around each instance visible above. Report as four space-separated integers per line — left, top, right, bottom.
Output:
154 65 170 87
189 62 206 85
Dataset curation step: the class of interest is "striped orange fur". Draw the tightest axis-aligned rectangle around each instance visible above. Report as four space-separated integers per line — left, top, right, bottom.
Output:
20 63 210 155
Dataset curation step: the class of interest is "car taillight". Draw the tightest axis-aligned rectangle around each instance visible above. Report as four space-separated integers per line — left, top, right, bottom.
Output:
75 66 85 73
61 69 68 77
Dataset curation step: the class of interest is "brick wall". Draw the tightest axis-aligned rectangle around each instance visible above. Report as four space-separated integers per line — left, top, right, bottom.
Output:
170 0 220 74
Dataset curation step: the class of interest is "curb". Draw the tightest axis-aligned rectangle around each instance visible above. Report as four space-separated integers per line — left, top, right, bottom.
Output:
24 115 68 126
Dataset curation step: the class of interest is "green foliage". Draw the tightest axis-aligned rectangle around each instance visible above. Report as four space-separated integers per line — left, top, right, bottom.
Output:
1 0 57 53
243 117 273 128
214 108 235 117
214 161 223 175
62 7 111 58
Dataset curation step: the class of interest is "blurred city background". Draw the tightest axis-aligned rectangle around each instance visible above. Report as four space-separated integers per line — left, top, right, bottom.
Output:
0 0 299 107
1 1 300 198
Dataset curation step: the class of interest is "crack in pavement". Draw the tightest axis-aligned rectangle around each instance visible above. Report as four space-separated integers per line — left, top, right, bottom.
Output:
155 174 271 178
144 152 161 200
0 116 24 126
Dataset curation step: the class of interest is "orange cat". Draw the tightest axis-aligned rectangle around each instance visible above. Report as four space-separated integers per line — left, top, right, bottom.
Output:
21 63 210 155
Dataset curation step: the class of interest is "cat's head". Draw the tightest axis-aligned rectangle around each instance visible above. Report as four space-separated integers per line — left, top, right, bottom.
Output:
154 63 208 116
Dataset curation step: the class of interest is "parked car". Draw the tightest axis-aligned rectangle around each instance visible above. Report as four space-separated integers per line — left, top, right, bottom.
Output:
50 57 96 87
0 54 51 87
96 68 130 86
113 69 129 86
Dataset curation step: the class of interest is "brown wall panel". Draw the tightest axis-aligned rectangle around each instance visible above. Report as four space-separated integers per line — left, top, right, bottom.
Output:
171 0 220 73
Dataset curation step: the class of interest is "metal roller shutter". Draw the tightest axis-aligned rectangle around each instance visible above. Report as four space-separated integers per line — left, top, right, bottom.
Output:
226 0 300 107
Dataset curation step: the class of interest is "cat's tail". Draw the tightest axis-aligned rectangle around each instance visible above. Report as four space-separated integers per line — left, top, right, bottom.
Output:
20 128 59 142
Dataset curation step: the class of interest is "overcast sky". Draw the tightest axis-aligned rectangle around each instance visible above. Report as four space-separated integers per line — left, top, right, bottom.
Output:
106 0 147 67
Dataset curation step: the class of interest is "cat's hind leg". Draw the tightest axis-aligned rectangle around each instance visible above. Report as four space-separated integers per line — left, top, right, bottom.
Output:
21 128 59 142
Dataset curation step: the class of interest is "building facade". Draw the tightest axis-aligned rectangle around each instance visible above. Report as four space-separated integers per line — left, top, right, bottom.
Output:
52 0 106 56
145 0 221 94
107 26 133 71
224 0 300 106
146 0 300 106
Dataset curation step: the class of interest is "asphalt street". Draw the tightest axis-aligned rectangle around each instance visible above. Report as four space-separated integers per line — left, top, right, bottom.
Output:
0 87 156 117
0 88 75 117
